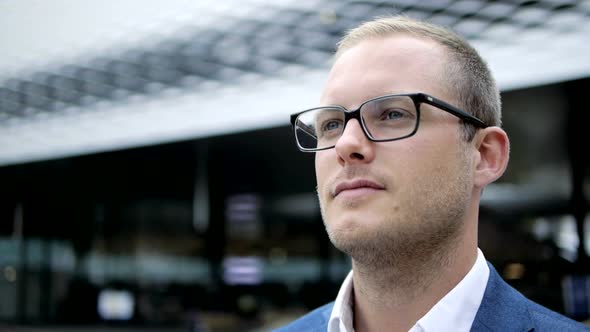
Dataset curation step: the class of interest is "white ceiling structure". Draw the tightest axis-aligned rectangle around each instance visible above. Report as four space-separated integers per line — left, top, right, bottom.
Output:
0 0 589 166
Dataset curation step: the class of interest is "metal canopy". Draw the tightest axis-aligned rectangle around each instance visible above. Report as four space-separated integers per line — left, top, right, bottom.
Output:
1 0 589 166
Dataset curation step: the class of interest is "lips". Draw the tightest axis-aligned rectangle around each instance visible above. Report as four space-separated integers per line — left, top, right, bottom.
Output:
333 179 385 197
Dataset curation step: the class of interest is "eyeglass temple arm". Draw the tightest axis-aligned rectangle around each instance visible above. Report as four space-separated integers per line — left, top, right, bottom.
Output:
422 94 488 128
290 113 298 126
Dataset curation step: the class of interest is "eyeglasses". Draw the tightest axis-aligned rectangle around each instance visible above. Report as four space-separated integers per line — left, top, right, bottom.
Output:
290 92 488 152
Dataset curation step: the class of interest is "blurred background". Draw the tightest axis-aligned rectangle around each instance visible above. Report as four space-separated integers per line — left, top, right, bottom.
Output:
0 0 589 331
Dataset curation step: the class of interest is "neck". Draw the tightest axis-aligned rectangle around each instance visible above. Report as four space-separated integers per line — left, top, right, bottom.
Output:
351 231 478 332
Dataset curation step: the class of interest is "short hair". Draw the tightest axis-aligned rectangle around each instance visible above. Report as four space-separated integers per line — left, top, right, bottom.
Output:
336 16 501 141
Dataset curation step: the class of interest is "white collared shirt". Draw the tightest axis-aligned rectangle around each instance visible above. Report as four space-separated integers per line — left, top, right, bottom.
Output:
328 249 490 332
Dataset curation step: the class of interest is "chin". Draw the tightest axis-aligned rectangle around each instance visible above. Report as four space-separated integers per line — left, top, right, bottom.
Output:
327 226 384 262
326 227 359 255
325 214 379 247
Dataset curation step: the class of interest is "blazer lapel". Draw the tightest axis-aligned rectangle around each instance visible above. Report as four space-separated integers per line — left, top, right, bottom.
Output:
471 262 534 332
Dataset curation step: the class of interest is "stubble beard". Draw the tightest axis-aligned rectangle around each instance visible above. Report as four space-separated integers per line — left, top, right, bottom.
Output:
318 149 472 289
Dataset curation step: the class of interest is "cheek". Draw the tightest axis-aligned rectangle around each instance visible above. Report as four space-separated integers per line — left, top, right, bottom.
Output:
406 131 459 163
385 137 463 189
315 151 333 187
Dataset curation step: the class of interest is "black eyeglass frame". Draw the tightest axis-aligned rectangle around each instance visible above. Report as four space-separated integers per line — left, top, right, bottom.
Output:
290 92 489 152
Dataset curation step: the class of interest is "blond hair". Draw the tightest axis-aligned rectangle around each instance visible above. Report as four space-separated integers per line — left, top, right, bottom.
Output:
337 16 501 140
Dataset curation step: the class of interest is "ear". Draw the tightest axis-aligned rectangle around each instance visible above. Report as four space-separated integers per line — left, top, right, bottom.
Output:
472 127 510 189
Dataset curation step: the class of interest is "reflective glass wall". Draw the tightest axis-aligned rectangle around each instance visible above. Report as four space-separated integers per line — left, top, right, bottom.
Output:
0 81 589 331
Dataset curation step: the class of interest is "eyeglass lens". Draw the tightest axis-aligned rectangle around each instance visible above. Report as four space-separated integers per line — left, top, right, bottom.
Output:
295 95 418 150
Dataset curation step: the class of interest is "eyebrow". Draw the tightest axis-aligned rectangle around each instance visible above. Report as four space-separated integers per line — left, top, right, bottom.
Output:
320 90 409 109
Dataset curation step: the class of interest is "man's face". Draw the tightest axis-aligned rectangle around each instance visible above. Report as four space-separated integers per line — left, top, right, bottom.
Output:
315 35 475 264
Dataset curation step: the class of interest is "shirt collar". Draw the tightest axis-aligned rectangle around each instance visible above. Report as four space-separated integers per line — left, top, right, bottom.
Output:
329 270 354 332
328 249 490 332
413 249 490 332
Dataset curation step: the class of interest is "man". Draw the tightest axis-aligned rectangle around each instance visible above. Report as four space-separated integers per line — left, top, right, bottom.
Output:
277 16 589 332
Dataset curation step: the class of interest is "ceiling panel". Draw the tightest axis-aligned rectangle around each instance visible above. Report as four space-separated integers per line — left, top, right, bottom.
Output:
1 0 589 166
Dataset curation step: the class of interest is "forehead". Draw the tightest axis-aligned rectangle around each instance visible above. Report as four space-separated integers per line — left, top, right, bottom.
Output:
321 35 450 107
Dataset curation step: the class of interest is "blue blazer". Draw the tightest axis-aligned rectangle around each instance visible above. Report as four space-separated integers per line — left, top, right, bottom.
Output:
275 263 590 331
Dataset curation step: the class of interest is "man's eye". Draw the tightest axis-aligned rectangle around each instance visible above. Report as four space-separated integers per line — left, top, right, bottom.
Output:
381 109 410 120
321 120 342 132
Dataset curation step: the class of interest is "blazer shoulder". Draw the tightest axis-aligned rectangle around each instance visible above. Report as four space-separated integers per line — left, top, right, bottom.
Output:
473 262 590 331
526 299 590 331
273 302 335 332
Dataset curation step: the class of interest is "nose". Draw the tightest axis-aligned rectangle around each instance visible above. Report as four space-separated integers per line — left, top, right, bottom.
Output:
334 118 376 165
